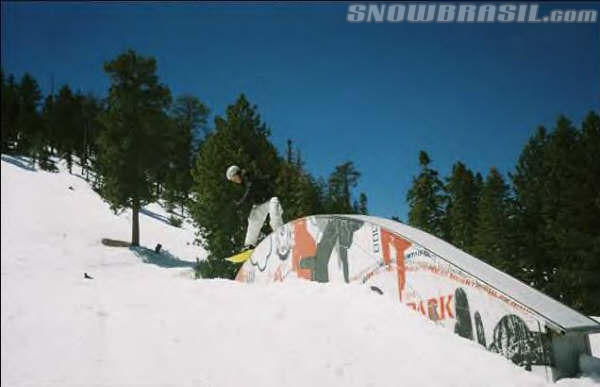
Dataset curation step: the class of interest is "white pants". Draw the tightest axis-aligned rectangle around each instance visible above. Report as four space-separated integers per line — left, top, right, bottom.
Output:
244 197 284 247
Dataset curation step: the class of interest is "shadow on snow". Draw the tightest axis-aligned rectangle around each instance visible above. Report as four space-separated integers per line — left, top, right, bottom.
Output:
130 245 195 269
140 207 173 226
1 154 36 172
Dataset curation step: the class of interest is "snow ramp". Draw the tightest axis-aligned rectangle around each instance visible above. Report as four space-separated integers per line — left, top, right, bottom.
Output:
235 215 600 381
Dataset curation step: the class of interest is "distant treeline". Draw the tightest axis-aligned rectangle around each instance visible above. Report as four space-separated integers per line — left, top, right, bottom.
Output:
2 50 598 315
405 111 600 315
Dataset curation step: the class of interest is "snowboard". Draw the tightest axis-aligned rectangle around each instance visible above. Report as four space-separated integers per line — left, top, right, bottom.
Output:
225 249 254 263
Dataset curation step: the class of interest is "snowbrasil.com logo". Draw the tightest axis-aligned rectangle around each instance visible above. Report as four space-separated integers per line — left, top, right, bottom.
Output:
346 3 598 23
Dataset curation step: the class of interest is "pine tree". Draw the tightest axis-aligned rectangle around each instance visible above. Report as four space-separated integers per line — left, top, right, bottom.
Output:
354 192 368 215
1 72 21 153
190 94 280 278
0 69 6 152
79 93 104 180
285 139 293 163
275 140 326 221
444 162 479 251
16 73 42 157
574 111 600 314
276 154 306 221
474 171 484 203
163 95 210 216
406 151 445 238
539 115 597 312
472 167 513 272
301 173 327 215
53 85 80 173
295 148 303 169
511 126 549 290
38 95 58 171
326 161 362 214
510 114 600 314
96 50 172 246
538 117 579 298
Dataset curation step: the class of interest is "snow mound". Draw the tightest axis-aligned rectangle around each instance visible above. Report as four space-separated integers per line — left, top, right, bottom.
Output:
1 155 597 386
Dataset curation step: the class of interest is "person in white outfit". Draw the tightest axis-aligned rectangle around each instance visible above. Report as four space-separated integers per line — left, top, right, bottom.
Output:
226 165 284 250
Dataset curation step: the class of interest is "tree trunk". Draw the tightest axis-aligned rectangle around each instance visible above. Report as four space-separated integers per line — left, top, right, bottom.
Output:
132 200 140 246
180 191 186 217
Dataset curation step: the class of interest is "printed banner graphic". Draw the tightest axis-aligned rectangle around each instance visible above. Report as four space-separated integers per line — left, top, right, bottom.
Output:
235 216 553 370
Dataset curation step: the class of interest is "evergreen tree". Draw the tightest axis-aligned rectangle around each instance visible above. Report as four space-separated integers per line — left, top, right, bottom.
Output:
190 94 280 278
96 50 172 246
163 95 210 215
38 95 58 171
314 176 329 211
444 162 479 251
1 72 23 153
538 117 579 299
79 93 104 180
295 148 303 169
406 151 445 238
16 73 43 157
274 139 326 221
474 171 484 202
326 161 362 214
574 111 600 314
285 139 293 163
511 126 549 289
354 192 368 215
472 167 513 272
539 115 597 312
511 114 600 314
0 69 7 152
301 173 327 215
276 153 307 221
53 85 80 173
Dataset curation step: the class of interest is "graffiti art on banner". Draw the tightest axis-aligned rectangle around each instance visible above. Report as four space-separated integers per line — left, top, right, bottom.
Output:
237 216 553 371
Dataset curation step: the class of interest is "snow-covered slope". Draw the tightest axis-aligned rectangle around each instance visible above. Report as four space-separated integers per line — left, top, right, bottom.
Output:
1 155 598 387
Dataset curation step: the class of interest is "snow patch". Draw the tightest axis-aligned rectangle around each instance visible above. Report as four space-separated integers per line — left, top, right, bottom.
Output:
1 155 595 386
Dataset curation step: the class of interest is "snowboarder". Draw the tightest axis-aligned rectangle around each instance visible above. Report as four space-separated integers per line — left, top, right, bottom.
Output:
226 165 284 251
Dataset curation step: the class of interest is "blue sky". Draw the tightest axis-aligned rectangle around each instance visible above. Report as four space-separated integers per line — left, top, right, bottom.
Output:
2 2 599 219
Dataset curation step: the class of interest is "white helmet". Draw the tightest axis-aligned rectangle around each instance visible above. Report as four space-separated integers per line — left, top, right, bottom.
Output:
226 165 240 181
